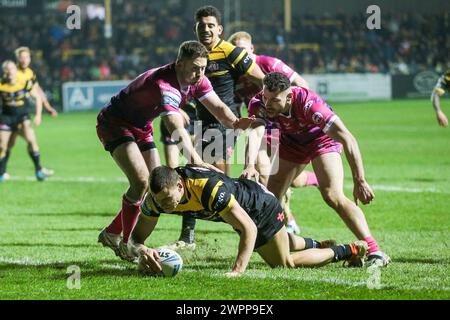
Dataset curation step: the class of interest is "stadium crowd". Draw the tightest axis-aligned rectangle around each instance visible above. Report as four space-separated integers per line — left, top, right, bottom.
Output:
0 1 448 106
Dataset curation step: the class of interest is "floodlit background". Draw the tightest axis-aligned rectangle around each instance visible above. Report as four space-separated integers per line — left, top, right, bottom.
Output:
0 0 449 300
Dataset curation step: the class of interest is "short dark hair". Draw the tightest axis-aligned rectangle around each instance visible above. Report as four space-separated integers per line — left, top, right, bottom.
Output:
149 166 179 194
195 5 222 25
263 72 291 92
177 41 209 62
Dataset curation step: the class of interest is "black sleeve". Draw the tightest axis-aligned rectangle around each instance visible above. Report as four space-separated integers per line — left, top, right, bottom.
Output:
228 46 255 77
200 179 234 215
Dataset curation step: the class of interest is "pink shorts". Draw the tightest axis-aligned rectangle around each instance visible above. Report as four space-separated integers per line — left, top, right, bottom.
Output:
96 111 155 153
279 135 342 164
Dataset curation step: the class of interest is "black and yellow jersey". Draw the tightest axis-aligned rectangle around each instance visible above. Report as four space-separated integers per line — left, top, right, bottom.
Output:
140 166 276 223
434 70 450 96
0 78 32 115
196 39 256 124
17 67 38 92
140 165 285 249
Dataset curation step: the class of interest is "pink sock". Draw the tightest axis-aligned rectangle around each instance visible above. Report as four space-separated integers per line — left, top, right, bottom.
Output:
305 171 319 187
364 236 380 254
121 194 142 244
105 209 123 234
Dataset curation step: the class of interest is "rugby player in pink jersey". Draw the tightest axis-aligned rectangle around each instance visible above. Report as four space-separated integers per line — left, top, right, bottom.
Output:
96 41 254 261
242 72 390 267
229 31 316 235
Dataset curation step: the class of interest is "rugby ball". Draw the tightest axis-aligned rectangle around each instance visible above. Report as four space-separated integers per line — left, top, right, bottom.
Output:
157 248 183 277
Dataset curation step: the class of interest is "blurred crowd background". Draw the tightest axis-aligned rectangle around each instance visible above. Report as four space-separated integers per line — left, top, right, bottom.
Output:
0 0 449 106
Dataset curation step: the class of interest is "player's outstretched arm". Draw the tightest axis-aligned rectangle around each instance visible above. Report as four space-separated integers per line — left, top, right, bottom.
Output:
291 74 310 89
30 87 43 126
246 63 265 88
163 113 222 172
37 84 58 117
129 215 163 274
241 123 265 180
200 92 255 130
431 90 448 127
326 118 374 205
221 202 258 277
163 113 204 165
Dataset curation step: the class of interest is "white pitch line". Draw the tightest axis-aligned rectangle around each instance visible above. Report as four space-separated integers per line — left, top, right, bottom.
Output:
0 256 46 266
1 257 448 292
184 269 450 292
7 175 450 194
370 185 443 194
9 176 128 183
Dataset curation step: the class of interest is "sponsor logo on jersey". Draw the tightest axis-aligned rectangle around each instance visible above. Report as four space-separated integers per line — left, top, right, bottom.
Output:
207 61 220 73
312 112 323 124
162 90 182 109
303 100 314 113
282 64 291 74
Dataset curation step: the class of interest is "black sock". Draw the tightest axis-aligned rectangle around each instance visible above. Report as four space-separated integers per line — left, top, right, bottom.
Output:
304 238 322 249
331 245 353 262
28 150 42 171
0 157 6 175
5 150 10 163
179 214 196 243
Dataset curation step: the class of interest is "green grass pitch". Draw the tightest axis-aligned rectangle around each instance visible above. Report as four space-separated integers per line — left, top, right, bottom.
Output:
0 99 449 300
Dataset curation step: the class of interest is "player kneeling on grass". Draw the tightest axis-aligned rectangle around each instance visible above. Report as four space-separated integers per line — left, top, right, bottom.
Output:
128 165 369 277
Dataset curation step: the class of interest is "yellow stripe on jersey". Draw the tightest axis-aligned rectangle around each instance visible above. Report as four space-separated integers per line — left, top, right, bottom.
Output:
139 167 236 221
17 67 36 82
17 67 38 91
209 70 229 77
0 78 30 107
435 87 446 96
208 40 235 61
208 51 228 61
218 194 236 217
244 60 256 76
231 49 247 68
208 181 223 209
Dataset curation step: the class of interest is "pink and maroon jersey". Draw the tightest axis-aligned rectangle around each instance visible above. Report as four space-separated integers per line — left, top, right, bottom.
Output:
235 55 298 105
248 87 338 145
102 63 214 129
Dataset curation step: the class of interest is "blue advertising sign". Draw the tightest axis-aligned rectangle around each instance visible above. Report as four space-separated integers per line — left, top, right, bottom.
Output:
62 81 130 112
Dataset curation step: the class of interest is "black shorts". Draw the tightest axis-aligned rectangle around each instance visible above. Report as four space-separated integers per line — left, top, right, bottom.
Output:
196 123 239 162
0 113 30 132
235 179 285 249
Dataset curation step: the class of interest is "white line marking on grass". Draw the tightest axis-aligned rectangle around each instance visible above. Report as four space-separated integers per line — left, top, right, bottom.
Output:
8 176 450 194
0 256 46 266
0 257 129 271
9 176 128 183
370 185 443 194
99 263 129 270
1 257 448 292
183 269 450 292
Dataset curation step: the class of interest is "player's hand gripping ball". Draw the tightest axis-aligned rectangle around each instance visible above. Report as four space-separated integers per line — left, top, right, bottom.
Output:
138 248 183 277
